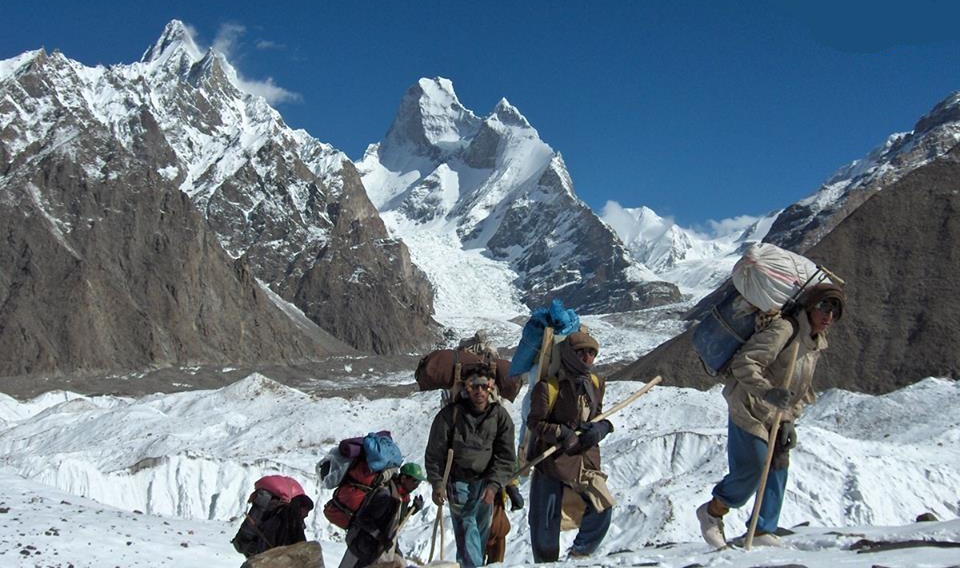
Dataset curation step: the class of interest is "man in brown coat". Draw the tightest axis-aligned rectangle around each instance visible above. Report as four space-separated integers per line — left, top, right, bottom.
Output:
696 283 846 548
526 330 614 561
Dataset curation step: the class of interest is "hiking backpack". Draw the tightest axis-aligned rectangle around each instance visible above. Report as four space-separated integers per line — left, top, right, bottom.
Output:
691 243 834 376
321 431 403 530
231 475 310 557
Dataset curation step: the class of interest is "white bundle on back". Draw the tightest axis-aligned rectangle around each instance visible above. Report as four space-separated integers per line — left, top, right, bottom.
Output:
731 243 825 312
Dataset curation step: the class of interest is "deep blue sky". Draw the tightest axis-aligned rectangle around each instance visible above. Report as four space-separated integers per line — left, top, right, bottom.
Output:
4 1 959 229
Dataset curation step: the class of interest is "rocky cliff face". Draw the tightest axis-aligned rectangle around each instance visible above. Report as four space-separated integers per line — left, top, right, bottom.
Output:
804 147 960 391
614 147 960 393
484 157 680 312
0 79 349 377
0 22 439 372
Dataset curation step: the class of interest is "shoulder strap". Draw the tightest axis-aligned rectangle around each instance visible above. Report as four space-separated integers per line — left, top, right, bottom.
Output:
783 314 800 348
447 404 461 451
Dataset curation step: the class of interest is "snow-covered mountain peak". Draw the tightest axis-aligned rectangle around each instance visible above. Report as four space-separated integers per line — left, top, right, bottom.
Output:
492 97 531 128
603 203 689 268
140 20 203 67
607 204 664 235
914 89 960 137
0 49 45 81
418 76 457 102
136 22 247 99
600 201 779 299
2 48 79 80
359 78 683 325
380 76 481 162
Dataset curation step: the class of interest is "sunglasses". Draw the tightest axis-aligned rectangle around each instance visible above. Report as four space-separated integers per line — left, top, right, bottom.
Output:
813 299 842 318
465 382 492 391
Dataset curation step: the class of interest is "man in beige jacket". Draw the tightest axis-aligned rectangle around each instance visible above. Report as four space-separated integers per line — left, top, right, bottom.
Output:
697 283 846 548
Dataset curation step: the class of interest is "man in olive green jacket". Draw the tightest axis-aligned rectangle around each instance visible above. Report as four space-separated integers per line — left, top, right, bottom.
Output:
697 283 845 549
425 371 515 567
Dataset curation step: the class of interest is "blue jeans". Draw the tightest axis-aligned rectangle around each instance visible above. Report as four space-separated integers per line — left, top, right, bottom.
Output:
712 419 788 534
528 471 612 561
447 480 493 567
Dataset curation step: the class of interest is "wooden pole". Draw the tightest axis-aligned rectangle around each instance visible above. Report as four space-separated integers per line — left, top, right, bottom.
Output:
517 326 556 472
744 342 800 550
514 375 662 478
428 448 455 562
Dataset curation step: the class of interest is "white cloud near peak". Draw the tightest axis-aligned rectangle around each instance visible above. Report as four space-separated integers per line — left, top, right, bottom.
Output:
237 76 301 104
705 214 761 236
201 22 301 105
212 23 246 59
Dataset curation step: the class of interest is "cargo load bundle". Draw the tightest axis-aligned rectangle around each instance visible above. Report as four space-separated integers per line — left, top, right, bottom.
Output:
415 330 520 402
692 243 841 376
231 475 314 557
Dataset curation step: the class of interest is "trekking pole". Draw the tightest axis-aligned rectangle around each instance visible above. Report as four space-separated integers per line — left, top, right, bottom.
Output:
384 497 421 563
513 375 662 478
744 342 799 550
428 448 455 562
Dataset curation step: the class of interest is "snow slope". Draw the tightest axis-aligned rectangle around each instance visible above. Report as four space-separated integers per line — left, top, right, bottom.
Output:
0 374 957 567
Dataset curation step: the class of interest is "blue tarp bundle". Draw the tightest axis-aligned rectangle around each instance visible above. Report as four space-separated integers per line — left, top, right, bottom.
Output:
508 299 580 377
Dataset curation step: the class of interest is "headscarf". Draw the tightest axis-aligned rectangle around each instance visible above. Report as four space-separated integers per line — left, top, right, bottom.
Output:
558 335 600 418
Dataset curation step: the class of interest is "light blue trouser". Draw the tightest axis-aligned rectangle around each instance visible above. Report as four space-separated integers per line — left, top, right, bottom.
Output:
447 480 493 567
528 471 612 561
712 419 788 534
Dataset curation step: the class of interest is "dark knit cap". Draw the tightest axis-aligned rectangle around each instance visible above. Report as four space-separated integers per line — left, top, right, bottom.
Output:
566 330 600 353
802 283 846 319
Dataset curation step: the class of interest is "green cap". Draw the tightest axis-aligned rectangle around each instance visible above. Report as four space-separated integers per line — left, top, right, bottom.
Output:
400 462 427 481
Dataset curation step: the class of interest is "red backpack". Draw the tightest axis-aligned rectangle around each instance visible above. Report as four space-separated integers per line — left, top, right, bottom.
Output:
322 432 402 530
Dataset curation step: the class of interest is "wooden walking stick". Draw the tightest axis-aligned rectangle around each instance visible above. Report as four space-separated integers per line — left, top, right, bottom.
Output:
428 448 455 562
514 375 663 478
744 342 800 550
517 326 555 472
535 326 555 382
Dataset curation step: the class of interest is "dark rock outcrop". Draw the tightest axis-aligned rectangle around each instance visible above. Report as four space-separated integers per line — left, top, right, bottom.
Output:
286 162 436 354
240 541 324 568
